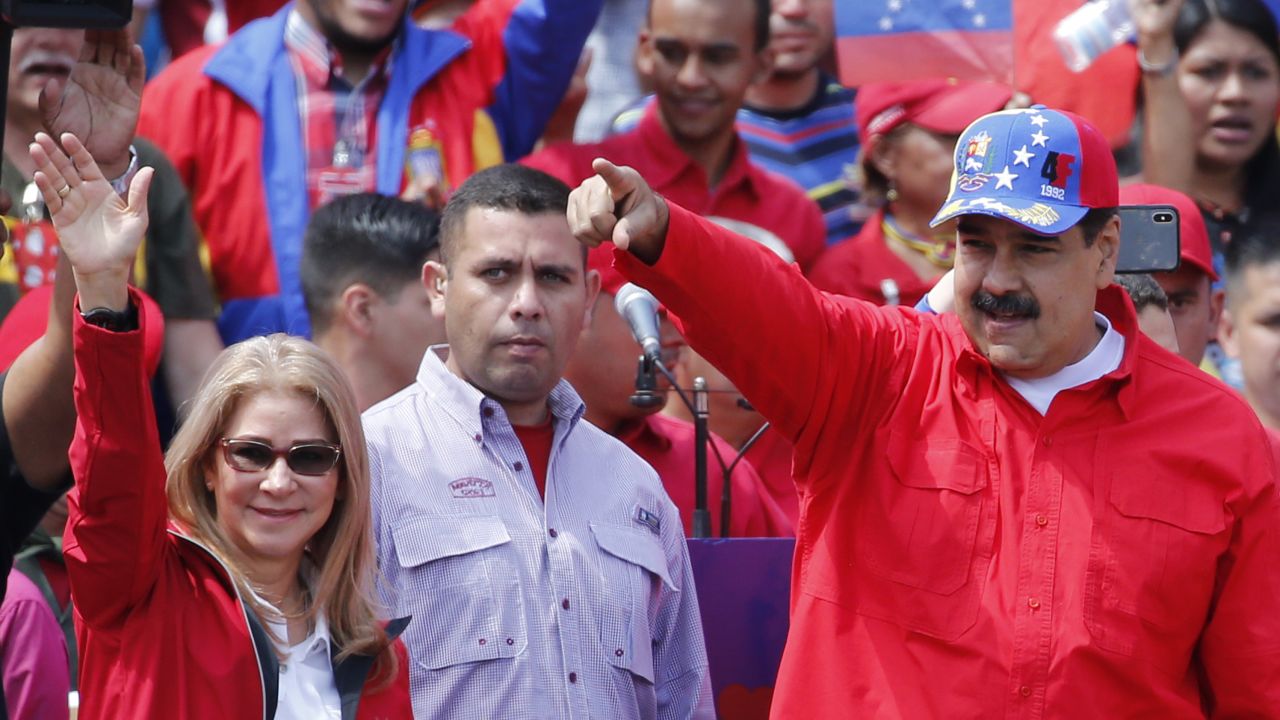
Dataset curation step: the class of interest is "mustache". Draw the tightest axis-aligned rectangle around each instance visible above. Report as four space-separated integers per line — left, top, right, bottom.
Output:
970 290 1041 319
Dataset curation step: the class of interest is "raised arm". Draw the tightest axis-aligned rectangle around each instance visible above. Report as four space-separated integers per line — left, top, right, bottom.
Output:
33 131 164 631
455 0 605 160
1134 0 1194 192
567 159 914 455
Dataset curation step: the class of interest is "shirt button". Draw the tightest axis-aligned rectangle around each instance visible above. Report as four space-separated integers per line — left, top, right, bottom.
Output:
1019 686 1032 698
568 672 577 684
615 648 624 657
1042 436 1053 447
478 638 487 645
506 638 515 646
473 433 482 443
562 598 570 610
548 527 558 538
1027 597 1041 610
483 407 494 418
1035 514 1049 527
514 461 525 472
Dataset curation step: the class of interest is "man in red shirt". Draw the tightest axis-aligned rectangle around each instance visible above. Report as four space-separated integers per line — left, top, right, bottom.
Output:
563 249 792 537
522 0 825 273
567 106 1280 716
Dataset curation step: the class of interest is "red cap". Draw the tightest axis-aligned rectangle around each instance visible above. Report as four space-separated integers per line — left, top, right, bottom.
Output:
1118 183 1217 281
0 285 166 374
856 79 1014 149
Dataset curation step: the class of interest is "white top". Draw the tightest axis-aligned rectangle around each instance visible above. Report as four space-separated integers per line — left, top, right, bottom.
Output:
1003 312 1125 415
248 588 342 720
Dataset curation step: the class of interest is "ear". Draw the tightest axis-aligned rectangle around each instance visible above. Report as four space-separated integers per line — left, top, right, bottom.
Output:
1208 285 1225 333
338 284 378 338
1093 215 1121 289
1219 305 1240 359
635 28 655 77
583 269 602 327
868 136 897 181
752 46 776 84
425 260 448 319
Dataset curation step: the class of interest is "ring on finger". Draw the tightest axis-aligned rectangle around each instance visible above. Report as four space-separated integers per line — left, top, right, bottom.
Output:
56 184 71 199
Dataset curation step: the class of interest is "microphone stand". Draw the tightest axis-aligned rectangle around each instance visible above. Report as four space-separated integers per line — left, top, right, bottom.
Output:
691 377 710 539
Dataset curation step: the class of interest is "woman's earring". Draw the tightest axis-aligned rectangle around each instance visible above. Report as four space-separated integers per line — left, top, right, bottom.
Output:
886 184 899 203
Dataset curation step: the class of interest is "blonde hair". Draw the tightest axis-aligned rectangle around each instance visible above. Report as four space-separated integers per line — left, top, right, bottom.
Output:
165 334 394 679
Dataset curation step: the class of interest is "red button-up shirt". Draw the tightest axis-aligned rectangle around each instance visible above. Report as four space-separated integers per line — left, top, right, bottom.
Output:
618 413 792 537
523 104 826 272
616 204 1280 719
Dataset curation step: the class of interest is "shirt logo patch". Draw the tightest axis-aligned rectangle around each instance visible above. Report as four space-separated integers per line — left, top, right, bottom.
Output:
635 506 661 535
449 477 495 498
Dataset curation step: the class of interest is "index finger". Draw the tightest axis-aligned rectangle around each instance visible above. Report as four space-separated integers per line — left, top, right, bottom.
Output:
590 158 637 201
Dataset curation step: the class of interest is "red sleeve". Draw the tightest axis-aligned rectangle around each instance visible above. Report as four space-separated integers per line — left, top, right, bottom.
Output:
62 290 171 631
614 203 917 482
1201 423 1280 716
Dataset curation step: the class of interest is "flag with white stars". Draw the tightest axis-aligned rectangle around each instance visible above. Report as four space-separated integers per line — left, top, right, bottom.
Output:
836 0 1013 87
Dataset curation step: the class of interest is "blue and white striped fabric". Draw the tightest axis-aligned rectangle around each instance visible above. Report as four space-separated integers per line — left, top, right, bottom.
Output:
363 347 714 720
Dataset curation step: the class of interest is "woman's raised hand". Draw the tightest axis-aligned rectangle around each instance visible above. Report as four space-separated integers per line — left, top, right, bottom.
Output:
30 131 153 310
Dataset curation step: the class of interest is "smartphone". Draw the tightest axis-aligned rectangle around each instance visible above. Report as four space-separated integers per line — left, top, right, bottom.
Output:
1117 205 1180 274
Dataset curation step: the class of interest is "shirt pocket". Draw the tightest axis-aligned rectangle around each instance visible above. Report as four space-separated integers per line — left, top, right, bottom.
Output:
848 431 992 639
392 515 528 671
1084 471 1229 668
590 523 677 685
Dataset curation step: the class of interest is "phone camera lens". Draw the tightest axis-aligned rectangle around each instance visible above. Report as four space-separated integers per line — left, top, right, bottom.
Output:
1154 212 1174 223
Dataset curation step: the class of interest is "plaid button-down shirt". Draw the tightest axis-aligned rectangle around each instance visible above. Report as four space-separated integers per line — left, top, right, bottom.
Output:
364 347 714 720
283 11 391 209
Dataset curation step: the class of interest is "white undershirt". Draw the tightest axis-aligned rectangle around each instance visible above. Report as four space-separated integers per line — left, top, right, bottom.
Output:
1003 312 1125 415
248 589 342 720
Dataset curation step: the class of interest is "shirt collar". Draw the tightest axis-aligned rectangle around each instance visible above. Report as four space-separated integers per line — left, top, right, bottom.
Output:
284 9 395 88
636 102 760 200
416 345 587 439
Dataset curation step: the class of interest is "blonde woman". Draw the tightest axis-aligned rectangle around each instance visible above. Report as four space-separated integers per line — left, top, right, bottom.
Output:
37 129 411 719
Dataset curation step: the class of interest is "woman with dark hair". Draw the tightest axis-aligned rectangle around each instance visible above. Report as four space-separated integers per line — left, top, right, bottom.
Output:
35 130 412 719
1137 0 1280 266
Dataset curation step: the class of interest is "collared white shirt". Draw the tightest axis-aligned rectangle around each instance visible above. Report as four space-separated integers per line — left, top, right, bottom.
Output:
248 588 342 720
363 346 714 720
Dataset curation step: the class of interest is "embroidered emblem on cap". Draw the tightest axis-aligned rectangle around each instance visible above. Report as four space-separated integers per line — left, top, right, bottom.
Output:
634 506 661 535
450 477 496 498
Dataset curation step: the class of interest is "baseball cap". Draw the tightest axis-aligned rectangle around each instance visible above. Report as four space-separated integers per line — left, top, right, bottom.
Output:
856 79 1014 149
0 284 166 374
1117 183 1217 281
930 106 1119 236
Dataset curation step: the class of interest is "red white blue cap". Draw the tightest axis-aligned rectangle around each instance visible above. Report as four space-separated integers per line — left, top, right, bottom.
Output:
931 106 1118 236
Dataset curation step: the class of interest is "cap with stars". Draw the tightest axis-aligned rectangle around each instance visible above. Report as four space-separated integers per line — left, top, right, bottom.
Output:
929 105 1118 236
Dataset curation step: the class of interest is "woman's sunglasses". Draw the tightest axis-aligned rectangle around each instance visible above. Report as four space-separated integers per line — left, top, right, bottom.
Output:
219 438 342 476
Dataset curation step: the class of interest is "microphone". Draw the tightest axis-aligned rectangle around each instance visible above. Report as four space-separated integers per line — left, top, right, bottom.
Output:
614 283 662 364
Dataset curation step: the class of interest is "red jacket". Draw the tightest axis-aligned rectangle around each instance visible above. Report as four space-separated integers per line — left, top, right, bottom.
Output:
64 292 412 720
617 204 1280 718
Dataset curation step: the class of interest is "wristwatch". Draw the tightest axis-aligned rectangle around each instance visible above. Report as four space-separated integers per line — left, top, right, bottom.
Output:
81 303 138 332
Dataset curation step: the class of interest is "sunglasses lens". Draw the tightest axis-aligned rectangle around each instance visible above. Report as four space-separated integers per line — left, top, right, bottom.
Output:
225 441 275 472
287 445 340 475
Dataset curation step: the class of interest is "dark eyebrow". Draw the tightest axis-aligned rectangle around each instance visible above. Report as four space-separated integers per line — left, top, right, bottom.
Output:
652 36 738 55
475 257 519 272
536 262 580 279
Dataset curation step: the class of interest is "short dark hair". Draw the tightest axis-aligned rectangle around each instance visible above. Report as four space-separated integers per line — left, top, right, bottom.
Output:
1077 206 1118 247
1115 273 1169 314
646 0 772 52
1224 214 1280 306
300 193 441 334
438 164 578 267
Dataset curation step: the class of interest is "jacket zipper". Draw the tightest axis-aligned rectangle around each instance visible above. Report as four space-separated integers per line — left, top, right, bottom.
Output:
168 529 270 720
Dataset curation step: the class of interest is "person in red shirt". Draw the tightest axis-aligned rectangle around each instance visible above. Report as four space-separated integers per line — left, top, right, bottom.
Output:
563 249 792 537
567 104 1280 716
522 0 825 273
809 80 1011 307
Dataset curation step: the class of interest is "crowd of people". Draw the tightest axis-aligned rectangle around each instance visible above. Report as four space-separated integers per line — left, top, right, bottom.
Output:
2 0 1280 717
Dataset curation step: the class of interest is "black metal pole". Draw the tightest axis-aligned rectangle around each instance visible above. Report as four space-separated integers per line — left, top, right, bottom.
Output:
692 377 710 538
0 21 12 174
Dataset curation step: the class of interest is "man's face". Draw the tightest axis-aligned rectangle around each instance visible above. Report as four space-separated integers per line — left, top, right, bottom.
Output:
1222 261 1280 428
300 0 406 54
768 0 833 77
431 209 598 409
564 292 683 429
8 28 82 120
1136 304 1181 355
370 278 446 394
954 214 1118 379
638 0 768 148
1152 265 1222 365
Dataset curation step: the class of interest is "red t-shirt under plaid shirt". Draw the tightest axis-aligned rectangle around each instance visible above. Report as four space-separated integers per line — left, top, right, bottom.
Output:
283 11 392 209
